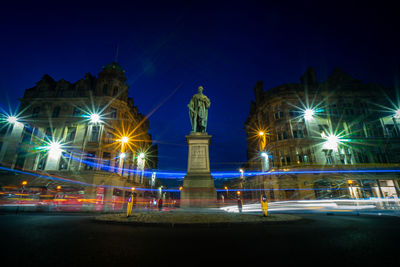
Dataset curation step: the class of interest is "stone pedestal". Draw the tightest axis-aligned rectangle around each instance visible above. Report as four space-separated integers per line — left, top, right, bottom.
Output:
180 132 217 208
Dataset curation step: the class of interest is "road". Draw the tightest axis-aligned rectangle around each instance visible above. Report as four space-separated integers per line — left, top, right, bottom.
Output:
1 212 399 266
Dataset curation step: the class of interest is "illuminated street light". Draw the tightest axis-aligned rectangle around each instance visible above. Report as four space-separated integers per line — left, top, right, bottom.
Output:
56 185 62 190
48 141 63 157
323 134 339 150
138 152 145 160
121 136 129 144
6 116 18 124
258 131 265 136
89 113 101 124
120 152 126 159
21 181 28 186
394 109 400 119
260 151 269 172
304 108 315 121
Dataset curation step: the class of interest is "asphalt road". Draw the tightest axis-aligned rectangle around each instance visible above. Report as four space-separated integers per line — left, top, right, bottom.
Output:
1 212 399 266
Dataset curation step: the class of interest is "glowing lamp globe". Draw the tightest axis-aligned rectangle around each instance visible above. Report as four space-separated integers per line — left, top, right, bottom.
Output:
304 109 315 121
323 134 339 150
6 116 18 124
394 109 400 119
48 141 63 157
121 136 129 143
90 113 101 124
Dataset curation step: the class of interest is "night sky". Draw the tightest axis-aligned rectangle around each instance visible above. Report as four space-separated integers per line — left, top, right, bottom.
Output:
1 1 399 172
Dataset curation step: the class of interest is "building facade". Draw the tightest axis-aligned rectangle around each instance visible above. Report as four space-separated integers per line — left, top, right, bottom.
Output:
0 62 159 210
226 68 400 202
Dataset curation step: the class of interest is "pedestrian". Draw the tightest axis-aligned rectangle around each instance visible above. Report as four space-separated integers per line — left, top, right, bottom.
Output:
157 198 163 211
237 197 243 213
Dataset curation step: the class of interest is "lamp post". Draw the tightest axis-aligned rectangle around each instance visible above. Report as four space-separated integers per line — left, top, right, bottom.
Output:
258 131 266 151
138 152 145 184
118 136 129 176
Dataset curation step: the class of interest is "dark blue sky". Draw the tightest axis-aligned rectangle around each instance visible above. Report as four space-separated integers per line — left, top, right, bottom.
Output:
1 1 399 171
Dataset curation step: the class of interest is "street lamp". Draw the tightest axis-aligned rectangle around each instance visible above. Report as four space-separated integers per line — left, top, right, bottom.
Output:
6 116 18 124
394 109 400 119
323 134 340 151
261 152 269 172
89 113 101 124
121 136 129 144
137 152 146 183
47 141 63 160
304 108 315 121
258 131 266 151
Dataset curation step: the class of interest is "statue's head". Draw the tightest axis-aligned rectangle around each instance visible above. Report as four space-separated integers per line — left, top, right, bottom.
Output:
198 86 203 93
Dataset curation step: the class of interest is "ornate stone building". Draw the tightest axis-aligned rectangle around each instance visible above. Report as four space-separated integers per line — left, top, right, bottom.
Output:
0 62 159 210
225 68 400 202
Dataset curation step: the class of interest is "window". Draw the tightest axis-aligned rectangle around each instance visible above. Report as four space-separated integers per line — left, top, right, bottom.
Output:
14 151 26 169
325 150 333 164
73 107 81 116
289 110 297 117
113 87 119 96
32 107 40 118
65 127 76 142
293 130 298 138
21 125 32 143
103 84 108 95
59 152 69 170
101 152 111 171
104 131 113 144
52 106 61 118
45 128 52 139
0 127 7 136
84 151 95 170
37 153 47 170
90 126 100 142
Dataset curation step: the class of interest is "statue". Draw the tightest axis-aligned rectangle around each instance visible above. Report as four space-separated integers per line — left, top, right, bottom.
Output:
187 86 210 133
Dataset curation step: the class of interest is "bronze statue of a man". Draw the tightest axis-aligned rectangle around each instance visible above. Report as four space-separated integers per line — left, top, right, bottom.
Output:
188 86 210 133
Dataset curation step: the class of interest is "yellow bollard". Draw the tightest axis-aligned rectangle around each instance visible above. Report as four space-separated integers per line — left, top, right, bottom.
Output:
127 196 133 217
261 194 268 217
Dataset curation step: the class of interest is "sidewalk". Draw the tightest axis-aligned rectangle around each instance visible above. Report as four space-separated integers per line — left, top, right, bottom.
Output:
94 210 303 226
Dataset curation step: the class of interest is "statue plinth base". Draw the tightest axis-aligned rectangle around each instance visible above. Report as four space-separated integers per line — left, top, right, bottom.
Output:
180 132 217 208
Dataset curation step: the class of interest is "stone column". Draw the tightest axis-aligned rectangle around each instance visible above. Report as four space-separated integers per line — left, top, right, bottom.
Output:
180 132 217 208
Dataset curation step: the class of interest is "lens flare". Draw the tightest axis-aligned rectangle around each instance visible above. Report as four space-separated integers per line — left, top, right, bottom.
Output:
304 108 315 121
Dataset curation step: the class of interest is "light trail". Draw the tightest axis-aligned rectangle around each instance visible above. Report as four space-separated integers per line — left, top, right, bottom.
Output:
220 199 397 214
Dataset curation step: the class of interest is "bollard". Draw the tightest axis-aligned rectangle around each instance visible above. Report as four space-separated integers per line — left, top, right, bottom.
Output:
261 194 268 217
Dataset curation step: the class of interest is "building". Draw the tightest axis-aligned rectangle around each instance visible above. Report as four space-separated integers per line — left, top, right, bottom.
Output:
0 62 159 210
225 67 400 202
